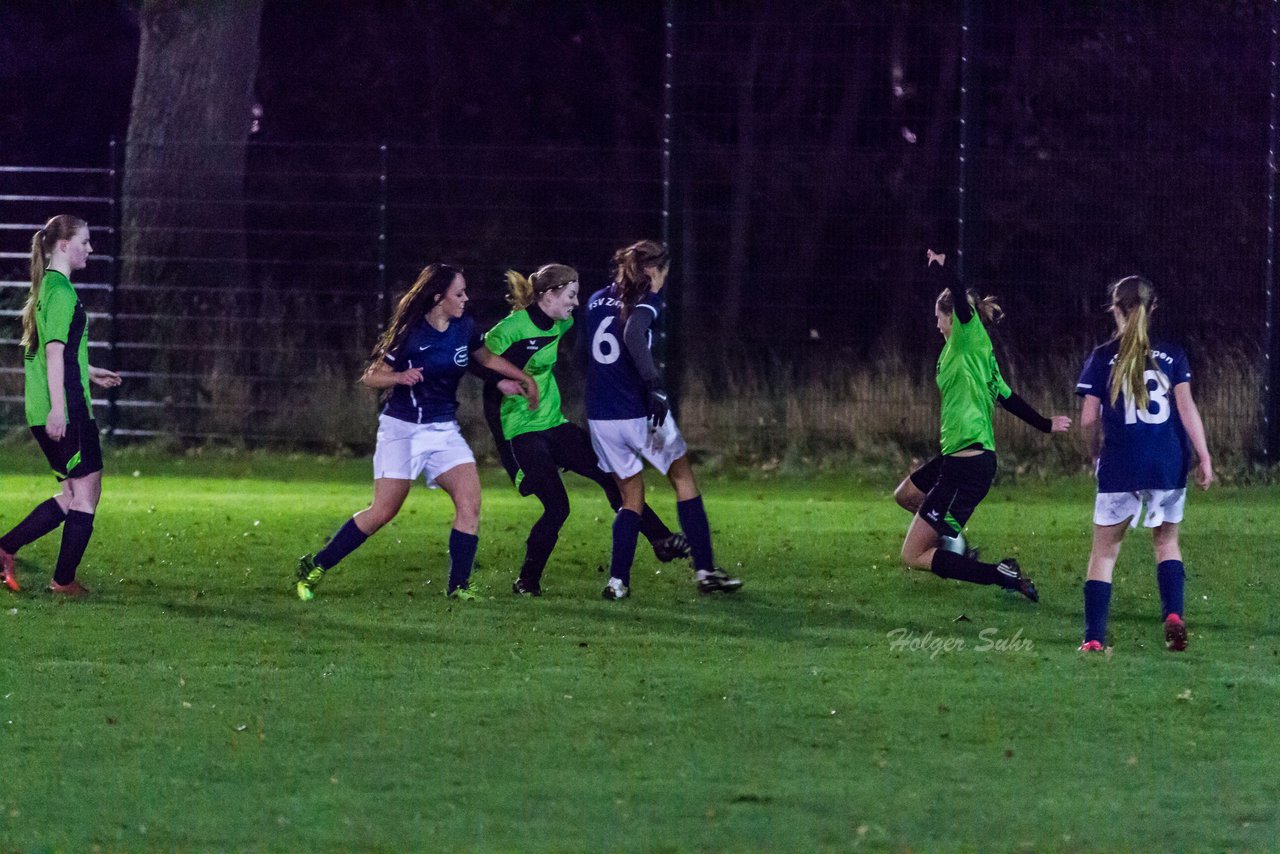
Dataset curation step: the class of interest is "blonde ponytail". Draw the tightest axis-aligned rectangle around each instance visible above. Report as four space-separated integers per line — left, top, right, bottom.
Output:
21 215 86 357
505 270 536 311
1106 276 1160 409
974 294 1003 324
505 264 578 312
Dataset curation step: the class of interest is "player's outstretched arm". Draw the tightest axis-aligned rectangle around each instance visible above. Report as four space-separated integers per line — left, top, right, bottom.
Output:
88 365 122 388
472 345 539 411
1173 382 1214 489
998 390 1071 433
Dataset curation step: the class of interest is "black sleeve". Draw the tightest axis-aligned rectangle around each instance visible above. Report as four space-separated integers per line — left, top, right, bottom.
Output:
466 329 505 383
998 390 1053 433
622 308 662 385
925 254 971 324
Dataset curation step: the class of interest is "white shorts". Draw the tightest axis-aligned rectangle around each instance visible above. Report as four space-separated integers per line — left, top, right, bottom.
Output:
372 415 475 487
588 416 688 479
1094 489 1186 528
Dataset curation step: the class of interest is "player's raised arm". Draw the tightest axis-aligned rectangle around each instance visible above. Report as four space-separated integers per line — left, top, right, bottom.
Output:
924 248 972 324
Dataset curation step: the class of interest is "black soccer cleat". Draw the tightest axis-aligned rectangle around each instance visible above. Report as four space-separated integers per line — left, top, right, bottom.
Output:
696 567 743 594
996 557 1038 603
512 577 543 597
652 533 691 563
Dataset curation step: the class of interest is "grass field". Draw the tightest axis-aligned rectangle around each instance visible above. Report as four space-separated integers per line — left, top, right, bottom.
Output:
2 445 1278 850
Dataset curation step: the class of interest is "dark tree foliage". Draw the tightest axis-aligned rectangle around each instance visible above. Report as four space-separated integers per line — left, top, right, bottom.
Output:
2 0 1270 373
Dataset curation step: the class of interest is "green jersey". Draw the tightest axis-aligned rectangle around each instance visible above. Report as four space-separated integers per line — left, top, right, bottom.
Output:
24 270 93 427
936 311 1010 455
482 309 572 440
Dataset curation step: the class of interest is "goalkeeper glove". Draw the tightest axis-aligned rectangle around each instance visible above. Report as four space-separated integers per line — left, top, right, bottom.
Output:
645 382 670 428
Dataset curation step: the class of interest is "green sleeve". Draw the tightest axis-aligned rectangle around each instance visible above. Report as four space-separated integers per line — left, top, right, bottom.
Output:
483 313 519 356
38 284 76 344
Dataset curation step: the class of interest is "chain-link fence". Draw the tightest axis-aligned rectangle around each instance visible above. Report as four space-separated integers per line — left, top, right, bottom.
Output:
2 3 1275 465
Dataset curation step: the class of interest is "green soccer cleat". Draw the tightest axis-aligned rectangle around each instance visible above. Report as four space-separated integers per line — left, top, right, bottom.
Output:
447 585 478 601
296 553 326 601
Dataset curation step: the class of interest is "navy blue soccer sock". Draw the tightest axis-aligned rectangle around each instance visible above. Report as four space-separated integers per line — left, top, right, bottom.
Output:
315 518 368 571
610 509 641 587
676 496 715 570
1156 560 1185 619
0 498 67 554
448 529 479 593
1083 580 1112 645
53 510 94 585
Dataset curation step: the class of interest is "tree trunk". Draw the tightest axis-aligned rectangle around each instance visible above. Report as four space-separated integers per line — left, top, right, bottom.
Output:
121 0 263 437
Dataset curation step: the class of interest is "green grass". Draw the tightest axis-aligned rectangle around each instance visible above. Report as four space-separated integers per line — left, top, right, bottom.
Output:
1 446 1278 850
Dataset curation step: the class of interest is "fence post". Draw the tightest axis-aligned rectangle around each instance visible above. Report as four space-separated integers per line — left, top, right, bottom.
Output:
378 142 389 331
107 136 123 437
662 0 684 413
956 0 982 285
1267 0 1280 462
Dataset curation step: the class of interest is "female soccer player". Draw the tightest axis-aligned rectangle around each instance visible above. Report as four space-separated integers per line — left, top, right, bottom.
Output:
295 263 537 601
1075 275 1213 652
585 240 742 600
480 264 690 596
0 215 121 596
895 249 1070 601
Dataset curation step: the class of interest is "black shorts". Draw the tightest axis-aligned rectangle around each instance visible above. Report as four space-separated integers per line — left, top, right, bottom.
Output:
505 422 607 497
912 450 997 537
31 419 103 481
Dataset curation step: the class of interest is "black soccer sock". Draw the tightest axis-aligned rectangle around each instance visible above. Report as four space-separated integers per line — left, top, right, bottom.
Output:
521 524 559 584
638 504 673 545
676 496 715 570
0 498 67 554
448 529 479 593
521 488 570 583
930 549 1007 588
609 509 641 587
53 510 94 585
315 518 368 570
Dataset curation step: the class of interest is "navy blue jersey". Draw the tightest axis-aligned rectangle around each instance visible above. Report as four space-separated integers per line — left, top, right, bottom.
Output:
1076 339 1193 492
584 285 663 420
381 316 475 424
